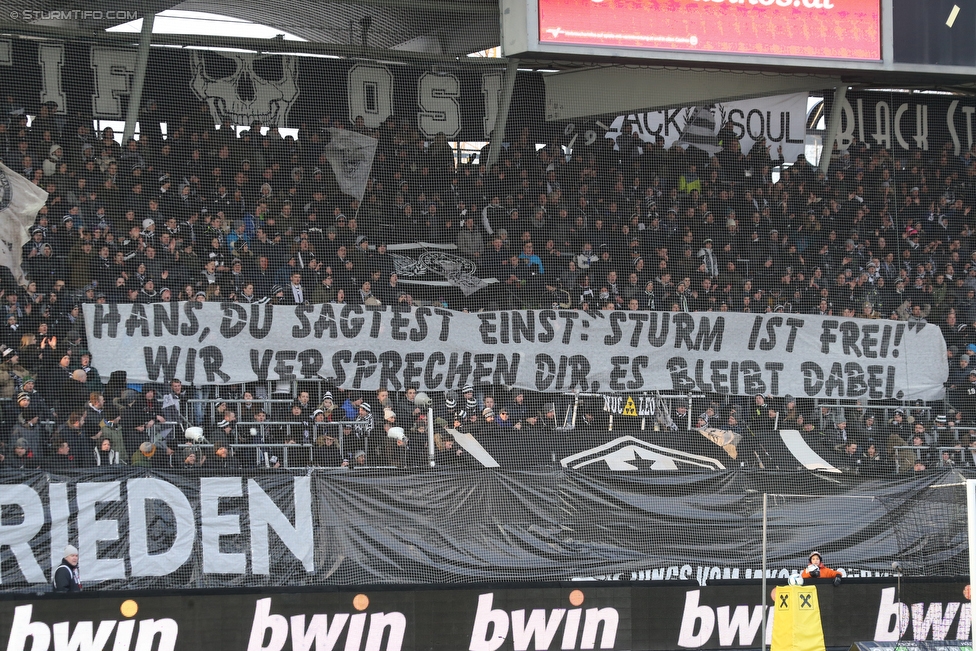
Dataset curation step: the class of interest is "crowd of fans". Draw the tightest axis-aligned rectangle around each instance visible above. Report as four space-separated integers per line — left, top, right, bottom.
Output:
1 94 975 473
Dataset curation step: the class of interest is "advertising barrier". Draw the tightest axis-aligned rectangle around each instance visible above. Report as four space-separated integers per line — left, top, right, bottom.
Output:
0 580 968 651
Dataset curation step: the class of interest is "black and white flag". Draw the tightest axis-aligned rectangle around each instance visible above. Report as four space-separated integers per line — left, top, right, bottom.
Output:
0 162 48 285
323 128 378 201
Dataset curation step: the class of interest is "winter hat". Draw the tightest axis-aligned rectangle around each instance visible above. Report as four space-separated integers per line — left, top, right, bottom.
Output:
63 545 78 557
360 402 371 413
461 384 474 394
809 551 822 563
482 407 495 419
465 397 478 410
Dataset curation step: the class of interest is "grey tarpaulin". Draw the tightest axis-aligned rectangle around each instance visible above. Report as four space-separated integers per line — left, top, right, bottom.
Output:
0 467 968 590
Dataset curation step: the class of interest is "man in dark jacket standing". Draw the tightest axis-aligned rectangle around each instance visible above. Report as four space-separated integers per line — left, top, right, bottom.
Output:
52 545 82 593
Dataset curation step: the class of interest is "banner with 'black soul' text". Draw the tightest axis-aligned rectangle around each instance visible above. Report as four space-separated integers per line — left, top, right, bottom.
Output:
83 303 948 400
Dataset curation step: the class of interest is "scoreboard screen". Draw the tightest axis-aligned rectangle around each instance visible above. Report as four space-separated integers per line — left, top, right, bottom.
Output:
536 0 881 60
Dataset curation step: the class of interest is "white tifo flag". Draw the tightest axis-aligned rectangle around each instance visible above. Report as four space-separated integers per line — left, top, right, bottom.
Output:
322 128 378 202
0 162 48 286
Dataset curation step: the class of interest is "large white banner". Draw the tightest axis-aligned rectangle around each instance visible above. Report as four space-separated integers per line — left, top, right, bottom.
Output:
83 303 947 400
605 92 809 162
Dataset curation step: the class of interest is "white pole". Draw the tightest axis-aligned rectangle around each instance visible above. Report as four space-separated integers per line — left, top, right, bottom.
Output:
819 85 848 174
123 13 155 144
761 493 769 651
428 406 435 467
967 478 976 641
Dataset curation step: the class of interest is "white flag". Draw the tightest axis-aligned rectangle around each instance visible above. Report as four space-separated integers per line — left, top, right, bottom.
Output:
0 162 48 286
322 128 378 202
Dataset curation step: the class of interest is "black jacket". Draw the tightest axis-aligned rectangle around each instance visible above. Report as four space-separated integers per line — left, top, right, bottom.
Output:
52 558 81 592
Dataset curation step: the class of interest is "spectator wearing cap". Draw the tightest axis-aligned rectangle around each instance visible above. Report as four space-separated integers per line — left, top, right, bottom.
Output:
316 390 337 420
266 284 286 305
52 544 82 593
354 401 375 443
9 389 42 448
933 413 953 444
440 390 461 424
481 406 498 431
827 416 850 447
540 402 559 430
350 449 368 467
507 388 529 425
887 408 909 438
2 437 40 470
856 413 881 442
350 234 372 269
52 212 81 256
211 415 237 451
23 226 47 263
0 346 28 398
461 384 479 416
312 429 346 467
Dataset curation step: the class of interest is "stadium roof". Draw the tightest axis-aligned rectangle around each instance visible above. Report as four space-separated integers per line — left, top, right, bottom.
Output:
0 0 502 59
2 0 974 115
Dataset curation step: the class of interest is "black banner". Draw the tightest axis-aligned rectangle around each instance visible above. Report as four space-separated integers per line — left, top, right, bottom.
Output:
0 38 545 140
0 468 969 591
0 580 969 650
823 90 976 157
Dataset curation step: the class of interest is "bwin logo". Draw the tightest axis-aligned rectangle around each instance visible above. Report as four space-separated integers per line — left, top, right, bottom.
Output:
5 601 178 651
247 596 406 651
469 592 619 651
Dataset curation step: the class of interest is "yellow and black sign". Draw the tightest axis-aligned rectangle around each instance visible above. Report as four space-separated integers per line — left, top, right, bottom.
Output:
771 585 825 651
603 395 656 417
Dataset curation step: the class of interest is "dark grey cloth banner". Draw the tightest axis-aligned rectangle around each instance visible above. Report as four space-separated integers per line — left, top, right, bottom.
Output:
0 468 968 591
